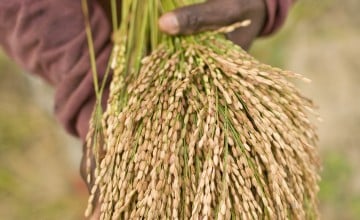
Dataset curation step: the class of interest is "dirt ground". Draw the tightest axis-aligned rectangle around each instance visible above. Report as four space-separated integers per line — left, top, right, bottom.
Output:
0 0 359 219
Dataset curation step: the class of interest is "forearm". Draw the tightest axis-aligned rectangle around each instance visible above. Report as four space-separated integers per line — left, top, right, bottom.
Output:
0 0 112 141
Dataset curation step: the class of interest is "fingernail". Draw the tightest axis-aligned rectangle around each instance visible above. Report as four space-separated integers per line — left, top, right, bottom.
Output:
159 12 180 35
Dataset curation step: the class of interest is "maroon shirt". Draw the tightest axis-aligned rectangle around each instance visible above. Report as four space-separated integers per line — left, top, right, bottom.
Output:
0 0 293 141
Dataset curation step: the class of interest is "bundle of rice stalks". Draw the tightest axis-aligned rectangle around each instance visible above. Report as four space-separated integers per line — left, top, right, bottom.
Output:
83 0 320 219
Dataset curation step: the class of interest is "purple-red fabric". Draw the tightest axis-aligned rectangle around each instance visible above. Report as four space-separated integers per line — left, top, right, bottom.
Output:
0 0 292 142
261 0 294 36
0 0 111 141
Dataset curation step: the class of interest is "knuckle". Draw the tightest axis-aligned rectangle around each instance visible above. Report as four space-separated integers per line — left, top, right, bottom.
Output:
177 8 203 33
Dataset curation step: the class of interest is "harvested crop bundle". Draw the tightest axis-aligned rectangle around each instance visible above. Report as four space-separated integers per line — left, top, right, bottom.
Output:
83 0 320 219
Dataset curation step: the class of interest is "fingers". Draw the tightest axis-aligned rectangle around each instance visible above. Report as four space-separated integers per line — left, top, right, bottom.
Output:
81 144 102 218
159 0 247 35
226 15 265 50
158 0 266 48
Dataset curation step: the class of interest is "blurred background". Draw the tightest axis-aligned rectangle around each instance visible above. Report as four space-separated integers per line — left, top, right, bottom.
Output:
0 0 359 219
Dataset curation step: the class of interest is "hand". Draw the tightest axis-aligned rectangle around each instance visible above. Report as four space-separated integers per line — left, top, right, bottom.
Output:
80 137 106 220
158 0 266 50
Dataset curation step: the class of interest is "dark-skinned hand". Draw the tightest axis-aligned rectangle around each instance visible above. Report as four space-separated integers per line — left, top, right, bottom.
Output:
158 0 267 50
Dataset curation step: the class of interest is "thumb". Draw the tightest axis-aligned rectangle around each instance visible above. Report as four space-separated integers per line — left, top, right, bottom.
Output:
159 0 246 35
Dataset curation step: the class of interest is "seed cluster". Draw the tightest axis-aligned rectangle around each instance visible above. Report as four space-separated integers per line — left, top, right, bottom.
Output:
86 33 320 219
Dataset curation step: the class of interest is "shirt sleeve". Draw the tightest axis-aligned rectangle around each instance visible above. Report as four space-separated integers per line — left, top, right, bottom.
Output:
0 0 112 141
261 0 295 36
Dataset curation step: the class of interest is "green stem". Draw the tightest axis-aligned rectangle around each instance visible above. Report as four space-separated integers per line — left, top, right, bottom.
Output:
110 0 118 31
81 0 101 101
